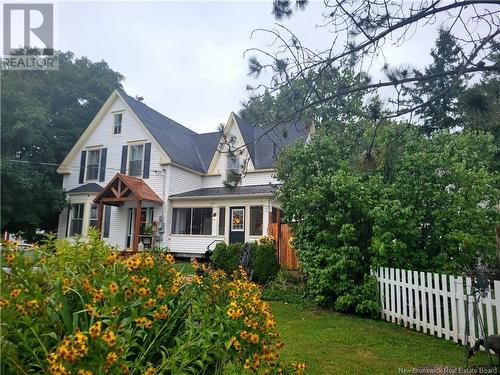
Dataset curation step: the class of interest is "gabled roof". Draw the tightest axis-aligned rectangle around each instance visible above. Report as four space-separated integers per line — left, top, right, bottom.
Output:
233 114 310 169
118 90 310 172
66 183 104 195
170 184 277 199
94 173 163 205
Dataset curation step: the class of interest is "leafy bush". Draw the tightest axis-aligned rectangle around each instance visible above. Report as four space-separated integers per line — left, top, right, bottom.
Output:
212 239 280 285
250 241 280 285
275 127 499 317
0 238 304 374
211 242 243 275
262 270 311 306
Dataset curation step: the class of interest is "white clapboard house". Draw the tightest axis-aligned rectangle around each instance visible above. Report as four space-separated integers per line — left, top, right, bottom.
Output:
56 89 311 256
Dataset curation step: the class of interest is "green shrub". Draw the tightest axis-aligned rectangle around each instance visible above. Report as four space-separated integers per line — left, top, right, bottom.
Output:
250 242 280 285
211 242 243 274
211 240 279 285
262 270 312 306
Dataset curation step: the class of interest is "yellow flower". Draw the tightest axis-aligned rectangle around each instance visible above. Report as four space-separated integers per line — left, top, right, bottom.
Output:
89 321 102 338
144 298 155 309
102 329 117 347
135 317 153 329
164 253 175 265
156 285 166 299
138 287 150 297
82 278 91 291
77 370 93 375
0 298 10 308
142 367 156 375
10 289 21 299
5 252 16 265
84 303 99 317
109 282 119 294
105 351 118 365
250 333 260 344
92 289 105 303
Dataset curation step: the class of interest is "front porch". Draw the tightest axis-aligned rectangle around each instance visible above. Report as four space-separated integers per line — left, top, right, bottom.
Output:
167 185 277 256
94 173 163 251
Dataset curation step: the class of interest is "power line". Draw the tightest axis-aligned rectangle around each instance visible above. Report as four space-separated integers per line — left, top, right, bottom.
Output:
6 159 165 175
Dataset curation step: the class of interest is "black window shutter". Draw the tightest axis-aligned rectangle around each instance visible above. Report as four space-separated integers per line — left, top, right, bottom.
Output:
79 151 87 183
120 145 128 174
143 143 151 179
99 148 107 182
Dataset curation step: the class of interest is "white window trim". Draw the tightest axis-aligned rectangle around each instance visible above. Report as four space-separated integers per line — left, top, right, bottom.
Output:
113 112 123 135
231 208 245 232
86 148 101 182
127 144 145 177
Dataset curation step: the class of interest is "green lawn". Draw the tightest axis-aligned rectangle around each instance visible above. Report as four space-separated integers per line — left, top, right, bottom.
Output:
270 301 490 375
171 261 195 275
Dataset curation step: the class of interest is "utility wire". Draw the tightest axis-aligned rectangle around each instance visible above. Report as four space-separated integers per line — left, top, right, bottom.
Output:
6 159 165 175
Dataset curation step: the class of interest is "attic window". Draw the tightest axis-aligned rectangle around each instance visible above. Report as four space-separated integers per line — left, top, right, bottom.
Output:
113 113 122 134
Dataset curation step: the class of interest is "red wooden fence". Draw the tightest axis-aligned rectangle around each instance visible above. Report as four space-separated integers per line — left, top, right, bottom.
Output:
268 222 299 270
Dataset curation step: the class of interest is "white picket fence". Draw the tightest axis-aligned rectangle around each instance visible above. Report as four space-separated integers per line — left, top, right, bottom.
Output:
374 267 500 345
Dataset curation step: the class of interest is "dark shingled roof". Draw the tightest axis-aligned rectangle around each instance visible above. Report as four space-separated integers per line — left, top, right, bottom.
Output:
118 89 309 173
233 114 310 169
66 183 104 194
170 184 277 199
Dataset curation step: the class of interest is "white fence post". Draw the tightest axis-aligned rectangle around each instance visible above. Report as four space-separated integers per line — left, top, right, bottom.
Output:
376 267 499 346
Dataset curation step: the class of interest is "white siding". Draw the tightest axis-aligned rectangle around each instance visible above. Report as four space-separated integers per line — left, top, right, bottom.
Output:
241 171 279 186
168 165 202 195
61 96 165 194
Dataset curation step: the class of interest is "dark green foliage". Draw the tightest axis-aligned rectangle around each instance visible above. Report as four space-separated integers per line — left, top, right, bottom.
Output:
262 270 311 306
211 241 280 284
250 242 280 284
211 242 244 275
1 51 124 238
276 125 499 317
412 29 466 135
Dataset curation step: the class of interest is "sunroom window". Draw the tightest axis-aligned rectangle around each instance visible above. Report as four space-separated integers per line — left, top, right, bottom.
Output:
128 144 144 177
86 149 100 181
89 204 99 229
250 206 263 235
172 208 212 235
70 203 84 236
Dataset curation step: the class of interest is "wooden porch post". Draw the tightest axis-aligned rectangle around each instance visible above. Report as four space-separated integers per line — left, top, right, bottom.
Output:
133 200 142 250
97 201 104 238
276 209 281 262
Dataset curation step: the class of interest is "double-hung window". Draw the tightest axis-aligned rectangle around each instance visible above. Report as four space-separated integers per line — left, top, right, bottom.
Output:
89 204 98 229
128 144 144 177
227 154 240 176
172 208 212 235
70 204 84 236
86 149 100 181
113 113 122 134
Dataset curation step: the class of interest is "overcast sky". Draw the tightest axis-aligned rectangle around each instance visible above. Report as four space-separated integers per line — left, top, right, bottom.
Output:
56 1 443 133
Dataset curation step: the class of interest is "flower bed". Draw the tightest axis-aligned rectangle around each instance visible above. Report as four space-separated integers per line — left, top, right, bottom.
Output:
0 233 305 374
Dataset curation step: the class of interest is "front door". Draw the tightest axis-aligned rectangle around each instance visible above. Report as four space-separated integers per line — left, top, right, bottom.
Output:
229 207 245 244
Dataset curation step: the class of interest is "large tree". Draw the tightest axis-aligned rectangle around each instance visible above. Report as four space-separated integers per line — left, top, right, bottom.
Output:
245 1 499 125
412 29 466 134
1 51 124 238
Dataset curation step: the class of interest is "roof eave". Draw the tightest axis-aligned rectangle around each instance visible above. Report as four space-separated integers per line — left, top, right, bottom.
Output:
169 193 275 200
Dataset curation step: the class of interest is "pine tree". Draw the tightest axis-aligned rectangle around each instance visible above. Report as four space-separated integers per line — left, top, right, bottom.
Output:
413 29 466 135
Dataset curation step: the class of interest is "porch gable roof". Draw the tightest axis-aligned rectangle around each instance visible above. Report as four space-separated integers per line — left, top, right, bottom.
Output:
94 173 163 205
